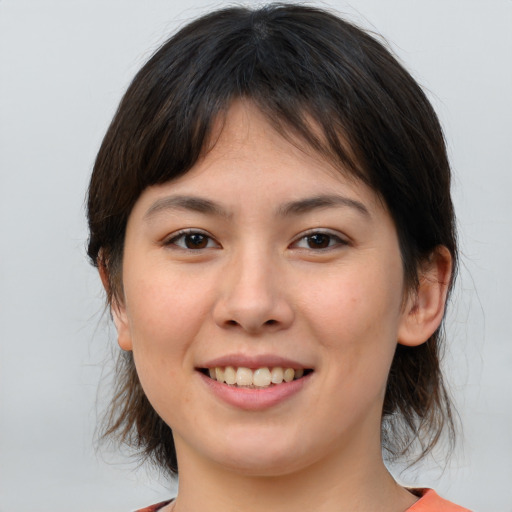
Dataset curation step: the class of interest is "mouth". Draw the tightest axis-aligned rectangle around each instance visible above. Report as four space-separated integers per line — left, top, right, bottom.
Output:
198 366 313 389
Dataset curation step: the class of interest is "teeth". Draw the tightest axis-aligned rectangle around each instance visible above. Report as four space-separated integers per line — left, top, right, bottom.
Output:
236 367 253 386
283 368 295 382
224 366 237 385
253 368 272 387
271 367 284 384
205 366 308 387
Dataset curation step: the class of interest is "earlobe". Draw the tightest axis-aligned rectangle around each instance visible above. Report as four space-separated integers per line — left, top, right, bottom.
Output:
97 262 133 352
111 303 133 352
398 246 452 347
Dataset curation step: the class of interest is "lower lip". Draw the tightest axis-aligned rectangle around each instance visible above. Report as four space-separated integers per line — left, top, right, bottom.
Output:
199 372 312 411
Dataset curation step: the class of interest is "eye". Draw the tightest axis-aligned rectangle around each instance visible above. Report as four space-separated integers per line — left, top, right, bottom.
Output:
292 231 347 250
164 230 219 250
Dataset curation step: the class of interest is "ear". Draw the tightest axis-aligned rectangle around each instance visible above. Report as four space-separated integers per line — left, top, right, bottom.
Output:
398 246 453 347
98 261 133 352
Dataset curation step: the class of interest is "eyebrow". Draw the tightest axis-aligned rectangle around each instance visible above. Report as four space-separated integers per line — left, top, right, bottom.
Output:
144 193 370 221
144 195 232 221
277 194 370 218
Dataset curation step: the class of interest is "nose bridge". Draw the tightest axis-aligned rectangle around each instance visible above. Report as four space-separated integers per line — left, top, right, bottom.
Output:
214 241 293 333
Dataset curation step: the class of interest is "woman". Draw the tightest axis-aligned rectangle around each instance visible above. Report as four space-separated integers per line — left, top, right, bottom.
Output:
87 4 469 511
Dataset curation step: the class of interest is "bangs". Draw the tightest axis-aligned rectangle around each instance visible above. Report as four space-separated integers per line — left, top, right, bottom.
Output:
123 7 370 192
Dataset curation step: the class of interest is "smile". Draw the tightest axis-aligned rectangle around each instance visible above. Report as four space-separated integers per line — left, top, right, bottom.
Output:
200 366 313 388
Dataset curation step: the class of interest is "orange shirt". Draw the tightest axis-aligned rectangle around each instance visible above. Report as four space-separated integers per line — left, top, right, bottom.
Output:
407 489 471 511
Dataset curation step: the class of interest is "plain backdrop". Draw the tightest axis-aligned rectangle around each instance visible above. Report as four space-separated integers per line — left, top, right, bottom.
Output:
0 1 511 511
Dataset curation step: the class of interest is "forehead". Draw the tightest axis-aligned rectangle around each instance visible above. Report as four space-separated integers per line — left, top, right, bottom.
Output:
131 100 387 223
195 100 366 189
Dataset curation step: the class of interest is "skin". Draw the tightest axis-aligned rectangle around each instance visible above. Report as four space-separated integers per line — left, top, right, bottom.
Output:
109 101 452 512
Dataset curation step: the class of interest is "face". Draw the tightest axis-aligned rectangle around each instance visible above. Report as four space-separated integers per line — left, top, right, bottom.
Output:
114 101 413 476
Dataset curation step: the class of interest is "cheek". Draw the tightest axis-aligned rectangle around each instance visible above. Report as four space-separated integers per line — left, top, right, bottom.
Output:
307 271 402 338
123 263 214 374
299 260 404 382
123 270 207 422
126 259 206 328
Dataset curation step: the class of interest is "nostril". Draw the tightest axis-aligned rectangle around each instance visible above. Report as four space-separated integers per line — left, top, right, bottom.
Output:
264 319 277 326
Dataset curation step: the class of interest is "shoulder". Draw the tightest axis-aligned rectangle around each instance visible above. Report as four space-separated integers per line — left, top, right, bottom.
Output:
134 499 173 512
407 489 472 512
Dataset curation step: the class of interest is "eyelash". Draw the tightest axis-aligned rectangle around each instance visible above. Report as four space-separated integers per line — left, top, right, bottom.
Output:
163 229 348 252
163 229 220 250
291 230 349 250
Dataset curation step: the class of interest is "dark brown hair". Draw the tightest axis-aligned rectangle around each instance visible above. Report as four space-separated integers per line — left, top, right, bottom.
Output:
87 3 457 475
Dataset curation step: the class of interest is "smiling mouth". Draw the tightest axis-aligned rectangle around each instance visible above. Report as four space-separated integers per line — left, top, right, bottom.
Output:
199 366 313 388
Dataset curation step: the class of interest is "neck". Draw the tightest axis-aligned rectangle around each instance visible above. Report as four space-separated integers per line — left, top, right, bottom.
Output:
171 434 417 512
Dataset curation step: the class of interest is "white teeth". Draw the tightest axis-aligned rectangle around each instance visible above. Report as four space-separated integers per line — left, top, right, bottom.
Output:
206 366 308 387
236 367 253 386
283 368 295 382
224 366 237 385
253 368 272 387
270 367 284 384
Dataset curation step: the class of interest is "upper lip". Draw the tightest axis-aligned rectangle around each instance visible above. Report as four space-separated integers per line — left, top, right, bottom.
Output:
198 353 312 370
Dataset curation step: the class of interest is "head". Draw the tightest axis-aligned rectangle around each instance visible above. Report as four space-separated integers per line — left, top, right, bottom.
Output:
88 3 457 475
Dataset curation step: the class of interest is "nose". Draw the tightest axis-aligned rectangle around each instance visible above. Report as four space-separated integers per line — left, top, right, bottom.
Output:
213 248 294 334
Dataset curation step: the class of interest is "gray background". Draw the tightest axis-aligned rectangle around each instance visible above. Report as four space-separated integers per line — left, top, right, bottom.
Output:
1 1 511 510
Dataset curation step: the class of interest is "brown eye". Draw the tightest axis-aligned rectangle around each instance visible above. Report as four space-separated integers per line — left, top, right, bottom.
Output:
184 233 209 249
292 231 348 251
166 230 219 250
306 233 331 249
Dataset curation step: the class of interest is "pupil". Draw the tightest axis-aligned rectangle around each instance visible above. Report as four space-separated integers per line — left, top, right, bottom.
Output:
186 234 207 249
308 234 329 248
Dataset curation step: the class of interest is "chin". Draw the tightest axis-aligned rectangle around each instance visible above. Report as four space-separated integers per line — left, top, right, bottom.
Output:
206 436 317 477
220 454 308 477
